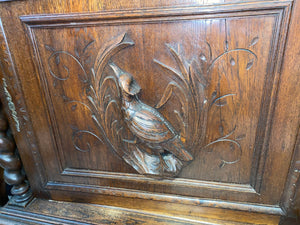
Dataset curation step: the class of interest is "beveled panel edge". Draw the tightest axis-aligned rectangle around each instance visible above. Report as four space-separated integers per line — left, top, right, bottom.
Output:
63 168 257 194
20 1 293 199
46 181 284 216
22 24 66 174
0 18 48 193
250 0 293 193
0 198 281 225
0 200 91 225
19 0 292 27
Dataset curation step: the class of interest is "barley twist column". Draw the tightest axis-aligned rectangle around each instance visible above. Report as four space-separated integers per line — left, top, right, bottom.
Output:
0 104 32 206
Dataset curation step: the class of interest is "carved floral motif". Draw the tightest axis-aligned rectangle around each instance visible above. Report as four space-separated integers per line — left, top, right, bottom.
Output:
45 32 258 177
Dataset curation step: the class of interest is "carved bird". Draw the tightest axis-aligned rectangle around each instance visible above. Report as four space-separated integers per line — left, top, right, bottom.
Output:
109 62 193 170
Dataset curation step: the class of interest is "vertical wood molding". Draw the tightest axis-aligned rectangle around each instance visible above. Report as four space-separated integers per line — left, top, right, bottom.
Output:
281 124 300 217
0 18 48 196
250 1 293 193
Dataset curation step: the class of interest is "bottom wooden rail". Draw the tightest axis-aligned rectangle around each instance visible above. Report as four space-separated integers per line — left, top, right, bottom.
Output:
0 198 282 225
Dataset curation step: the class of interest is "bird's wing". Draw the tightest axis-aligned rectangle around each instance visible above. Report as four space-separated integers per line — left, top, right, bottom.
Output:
128 105 175 144
127 103 193 162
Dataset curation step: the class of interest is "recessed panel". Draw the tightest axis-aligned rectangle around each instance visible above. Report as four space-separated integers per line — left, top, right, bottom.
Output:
28 13 277 185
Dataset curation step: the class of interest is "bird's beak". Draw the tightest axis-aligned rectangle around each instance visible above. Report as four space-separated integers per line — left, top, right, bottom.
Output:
109 62 123 78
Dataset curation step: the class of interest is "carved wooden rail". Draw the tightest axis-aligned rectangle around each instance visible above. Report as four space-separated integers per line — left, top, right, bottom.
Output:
0 102 32 206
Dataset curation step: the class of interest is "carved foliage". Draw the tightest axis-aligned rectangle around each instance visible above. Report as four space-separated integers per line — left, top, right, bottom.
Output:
45 32 258 177
154 41 257 168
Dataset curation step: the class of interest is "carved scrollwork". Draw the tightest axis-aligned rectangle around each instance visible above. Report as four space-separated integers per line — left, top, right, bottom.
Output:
154 40 257 168
45 32 258 177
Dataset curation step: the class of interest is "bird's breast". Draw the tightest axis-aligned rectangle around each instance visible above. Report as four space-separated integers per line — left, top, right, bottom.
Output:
122 101 175 143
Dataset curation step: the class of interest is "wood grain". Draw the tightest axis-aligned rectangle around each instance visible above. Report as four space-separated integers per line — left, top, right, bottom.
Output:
0 0 299 223
0 198 281 225
0 102 32 206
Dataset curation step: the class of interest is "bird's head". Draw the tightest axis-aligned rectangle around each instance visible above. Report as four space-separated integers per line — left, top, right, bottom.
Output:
109 62 141 96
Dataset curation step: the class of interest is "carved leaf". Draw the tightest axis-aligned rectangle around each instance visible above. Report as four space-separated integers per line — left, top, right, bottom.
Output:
104 100 120 135
94 33 134 89
55 55 60 65
174 110 185 130
199 53 207 62
155 82 175 109
211 94 236 107
48 51 87 81
166 44 189 81
225 40 229 51
249 36 259 47
214 99 227 107
246 59 254 70
75 48 80 58
66 100 92 113
45 44 55 52
236 134 246 140
190 59 207 87
153 59 185 83
71 104 77 111
63 65 69 73
203 127 242 167
205 41 213 61
219 161 226 168
99 76 120 100
211 91 217 101
72 130 103 152
83 40 95 53
189 59 207 118
230 57 236 66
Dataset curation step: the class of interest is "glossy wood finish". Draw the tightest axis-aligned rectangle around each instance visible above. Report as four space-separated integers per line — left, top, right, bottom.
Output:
0 0 299 223
0 198 281 225
0 102 32 206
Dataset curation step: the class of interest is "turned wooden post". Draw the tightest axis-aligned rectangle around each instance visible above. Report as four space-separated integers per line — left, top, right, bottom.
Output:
0 103 32 206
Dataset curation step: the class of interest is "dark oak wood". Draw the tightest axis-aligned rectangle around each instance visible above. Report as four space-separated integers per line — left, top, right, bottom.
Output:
0 0 299 223
0 168 7 206
0 198 281 225
0 102 32 206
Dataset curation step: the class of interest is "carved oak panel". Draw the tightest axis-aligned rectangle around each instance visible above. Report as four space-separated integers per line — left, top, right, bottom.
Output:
15 0 295 214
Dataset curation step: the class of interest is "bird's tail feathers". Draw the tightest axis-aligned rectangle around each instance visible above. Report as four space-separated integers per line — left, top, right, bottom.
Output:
163 136 193 162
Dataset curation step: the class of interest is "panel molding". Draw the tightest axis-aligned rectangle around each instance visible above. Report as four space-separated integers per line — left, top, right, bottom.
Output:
24 24 66 174
0 18 48 192
20 0 293 209
20 0 292 27
249 1 293 193
0 198 281 224
63 168 257 194
46 181 284 215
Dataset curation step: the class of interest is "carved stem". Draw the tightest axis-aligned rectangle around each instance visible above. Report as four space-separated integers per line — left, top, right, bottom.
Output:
0 102 32 205
207 48 257 73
